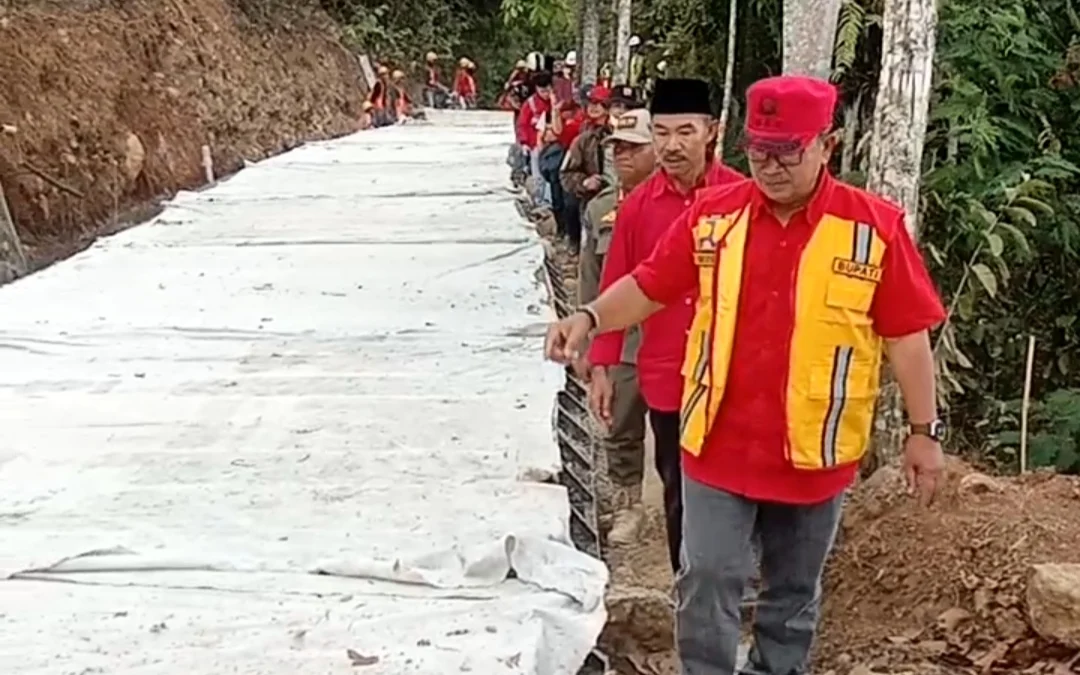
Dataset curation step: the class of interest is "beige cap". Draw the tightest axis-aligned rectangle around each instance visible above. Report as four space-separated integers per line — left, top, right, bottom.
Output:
605 109 652 144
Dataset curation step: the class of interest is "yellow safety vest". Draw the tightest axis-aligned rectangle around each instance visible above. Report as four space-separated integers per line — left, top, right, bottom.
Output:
679 204 887 470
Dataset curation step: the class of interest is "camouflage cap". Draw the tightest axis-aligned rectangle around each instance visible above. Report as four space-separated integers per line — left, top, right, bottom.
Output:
605 109 652 145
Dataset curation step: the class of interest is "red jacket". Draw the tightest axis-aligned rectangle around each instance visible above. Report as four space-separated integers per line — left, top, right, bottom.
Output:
516 94 551 148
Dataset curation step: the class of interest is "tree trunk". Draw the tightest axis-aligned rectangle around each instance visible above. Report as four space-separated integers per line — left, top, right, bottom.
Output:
581 0 601 85
840 88 863 177
718 0 738 129
782 0 842 78
613 0 632 85
864 0 938 469
0 179 29 285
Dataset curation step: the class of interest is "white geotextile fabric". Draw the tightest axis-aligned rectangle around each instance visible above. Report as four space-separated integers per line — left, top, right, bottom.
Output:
0 110 607 674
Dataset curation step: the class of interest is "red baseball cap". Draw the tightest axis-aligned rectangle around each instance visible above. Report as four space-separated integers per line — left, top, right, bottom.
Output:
588 85 612 104
744 76 837 151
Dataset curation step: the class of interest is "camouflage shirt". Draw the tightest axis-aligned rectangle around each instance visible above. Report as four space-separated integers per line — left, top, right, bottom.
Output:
580 185 640 364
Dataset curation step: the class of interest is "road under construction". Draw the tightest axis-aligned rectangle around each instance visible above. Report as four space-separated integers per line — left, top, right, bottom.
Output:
3 110 1080 675
0 111 614 674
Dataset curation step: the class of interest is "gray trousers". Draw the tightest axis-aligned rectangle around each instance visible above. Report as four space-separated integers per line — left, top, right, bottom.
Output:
677 477 843 675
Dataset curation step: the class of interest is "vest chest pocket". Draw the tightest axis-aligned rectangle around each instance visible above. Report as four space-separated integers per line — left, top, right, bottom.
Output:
824 276 877 324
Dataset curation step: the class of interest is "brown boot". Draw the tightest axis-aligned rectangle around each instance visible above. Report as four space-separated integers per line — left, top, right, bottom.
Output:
607 483 645 547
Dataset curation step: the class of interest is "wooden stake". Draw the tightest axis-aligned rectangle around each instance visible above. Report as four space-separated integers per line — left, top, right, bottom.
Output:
201 145 214 184
1020 335 1036 474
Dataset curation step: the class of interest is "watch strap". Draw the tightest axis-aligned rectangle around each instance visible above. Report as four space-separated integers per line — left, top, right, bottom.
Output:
909 420 944 441
576 305 600 331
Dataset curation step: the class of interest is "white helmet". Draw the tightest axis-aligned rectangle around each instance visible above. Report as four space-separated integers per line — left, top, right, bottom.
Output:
628 35 642 48
526 51 543 71
657 60 667 72
565 50 578 66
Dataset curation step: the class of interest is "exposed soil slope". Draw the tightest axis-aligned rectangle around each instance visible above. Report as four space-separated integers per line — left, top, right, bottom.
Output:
0 0 364 266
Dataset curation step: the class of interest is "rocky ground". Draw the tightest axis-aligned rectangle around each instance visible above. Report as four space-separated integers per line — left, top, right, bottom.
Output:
0 0 365 269
530 199 1080 675
817 459 1080 674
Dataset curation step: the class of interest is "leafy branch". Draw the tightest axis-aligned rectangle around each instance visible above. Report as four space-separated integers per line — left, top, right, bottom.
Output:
932 177 1054 396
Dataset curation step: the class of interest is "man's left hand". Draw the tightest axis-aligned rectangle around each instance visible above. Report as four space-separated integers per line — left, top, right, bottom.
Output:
571 354 591 382
903 434 945 507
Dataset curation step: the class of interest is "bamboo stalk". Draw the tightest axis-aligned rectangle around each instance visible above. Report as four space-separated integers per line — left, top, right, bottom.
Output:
1020 335 1036 474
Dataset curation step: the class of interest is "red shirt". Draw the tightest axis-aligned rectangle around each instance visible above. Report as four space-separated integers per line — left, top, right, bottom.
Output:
558 110 604 149
556 107 582 148
589 163 744 411
454 70 477 97
632 173 947 504
516 94 551 148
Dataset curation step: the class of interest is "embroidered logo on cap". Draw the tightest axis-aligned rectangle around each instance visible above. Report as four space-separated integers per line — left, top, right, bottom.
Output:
759 97 778 115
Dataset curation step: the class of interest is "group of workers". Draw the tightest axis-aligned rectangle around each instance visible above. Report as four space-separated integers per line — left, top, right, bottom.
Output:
507 42 671 250
424 52 478 109
529 68 949 674
362 52 478 129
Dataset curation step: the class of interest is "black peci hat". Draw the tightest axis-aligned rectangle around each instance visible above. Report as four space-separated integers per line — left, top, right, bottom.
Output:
649 78 714 116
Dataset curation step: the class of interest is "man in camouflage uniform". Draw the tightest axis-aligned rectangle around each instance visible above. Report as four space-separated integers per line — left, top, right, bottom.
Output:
560 86 639 207
578 108 657 544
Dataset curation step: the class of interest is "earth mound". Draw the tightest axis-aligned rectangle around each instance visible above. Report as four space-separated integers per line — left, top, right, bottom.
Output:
817 458 1080 674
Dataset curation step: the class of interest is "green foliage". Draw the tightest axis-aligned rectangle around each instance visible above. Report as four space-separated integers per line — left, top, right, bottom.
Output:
918 0 1080 464
988 389 1080 473
323 0 470 62
501 0 572 34
320 0 575 105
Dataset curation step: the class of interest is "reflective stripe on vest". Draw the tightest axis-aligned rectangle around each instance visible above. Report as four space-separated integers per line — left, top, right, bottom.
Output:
678 206 886 470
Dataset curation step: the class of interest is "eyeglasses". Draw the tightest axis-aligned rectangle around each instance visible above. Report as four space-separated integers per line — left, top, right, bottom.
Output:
746 146 805 167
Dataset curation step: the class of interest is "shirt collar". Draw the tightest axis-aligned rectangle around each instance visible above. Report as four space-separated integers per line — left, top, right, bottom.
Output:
649 162 718 199
750 170 835 226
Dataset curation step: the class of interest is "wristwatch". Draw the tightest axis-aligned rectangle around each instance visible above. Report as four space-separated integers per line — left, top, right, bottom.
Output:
909 419 947 442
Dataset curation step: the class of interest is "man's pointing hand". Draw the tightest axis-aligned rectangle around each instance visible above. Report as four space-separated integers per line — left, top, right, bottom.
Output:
544 311 594 364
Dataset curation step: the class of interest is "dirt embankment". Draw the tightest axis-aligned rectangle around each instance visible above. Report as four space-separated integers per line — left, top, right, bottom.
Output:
0 0 365 267
818 459 1080 674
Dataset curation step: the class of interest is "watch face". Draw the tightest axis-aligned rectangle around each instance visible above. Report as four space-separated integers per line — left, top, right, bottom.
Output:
930 419 948 441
